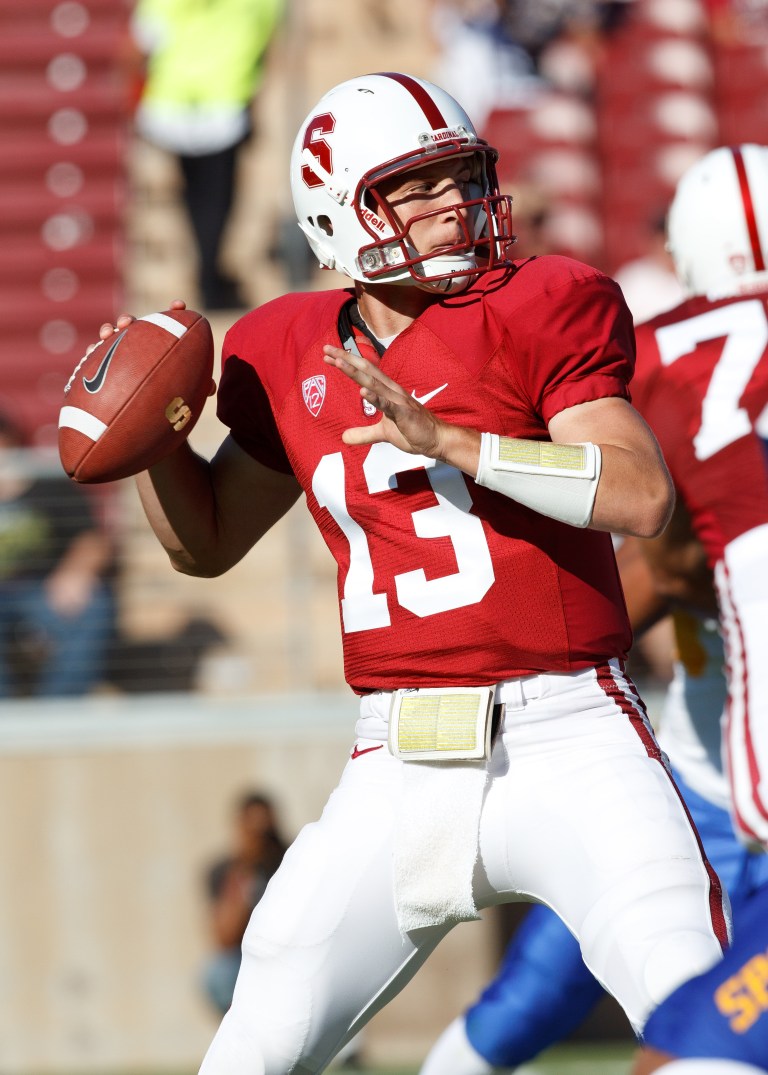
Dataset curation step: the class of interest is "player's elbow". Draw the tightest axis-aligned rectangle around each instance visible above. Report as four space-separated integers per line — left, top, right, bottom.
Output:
633 476 675 539
167 548 228 578
605 469 675 539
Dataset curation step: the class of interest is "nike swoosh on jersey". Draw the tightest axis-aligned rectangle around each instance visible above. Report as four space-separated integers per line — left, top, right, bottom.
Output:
350 744 384 760
411 383 448 406
83 331 125 394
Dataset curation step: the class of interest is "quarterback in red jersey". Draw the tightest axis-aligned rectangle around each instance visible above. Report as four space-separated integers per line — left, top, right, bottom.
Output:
94 74 729 1074
632 144 768 852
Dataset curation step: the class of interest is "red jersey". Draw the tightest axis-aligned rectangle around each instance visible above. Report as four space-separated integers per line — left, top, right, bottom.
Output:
217 256 634 693
633 287 768 846
632 290 768 565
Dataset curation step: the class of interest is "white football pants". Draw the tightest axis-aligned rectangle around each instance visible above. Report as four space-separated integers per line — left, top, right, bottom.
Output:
199 661 730 1075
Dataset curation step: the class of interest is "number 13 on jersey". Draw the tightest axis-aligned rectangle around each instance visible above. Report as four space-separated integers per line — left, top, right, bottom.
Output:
312 442 495 633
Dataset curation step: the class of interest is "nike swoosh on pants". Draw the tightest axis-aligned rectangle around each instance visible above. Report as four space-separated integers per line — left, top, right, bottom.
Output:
350 744 384 760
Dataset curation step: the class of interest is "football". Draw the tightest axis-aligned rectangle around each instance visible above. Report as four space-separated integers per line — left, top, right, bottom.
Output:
59 308 214 483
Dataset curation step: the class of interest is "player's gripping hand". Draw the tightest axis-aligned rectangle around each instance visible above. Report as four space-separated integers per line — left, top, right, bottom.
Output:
94 300 216 398
95 301 215 397
322 344 481 475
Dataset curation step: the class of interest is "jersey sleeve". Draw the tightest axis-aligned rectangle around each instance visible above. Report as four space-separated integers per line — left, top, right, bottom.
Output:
509 268 635 425
216 348 294 476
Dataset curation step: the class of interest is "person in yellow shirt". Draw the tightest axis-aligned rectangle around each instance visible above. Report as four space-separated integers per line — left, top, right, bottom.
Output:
130 0 284 309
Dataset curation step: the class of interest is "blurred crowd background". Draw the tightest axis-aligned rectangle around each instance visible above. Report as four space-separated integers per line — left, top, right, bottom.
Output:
0 0 767 1072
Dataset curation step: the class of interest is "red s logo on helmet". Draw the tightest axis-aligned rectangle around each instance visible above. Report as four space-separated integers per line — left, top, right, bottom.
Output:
301 112 335 188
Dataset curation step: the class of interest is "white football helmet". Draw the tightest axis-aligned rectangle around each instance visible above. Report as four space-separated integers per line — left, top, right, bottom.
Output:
667 143 768 297
290 72 515 294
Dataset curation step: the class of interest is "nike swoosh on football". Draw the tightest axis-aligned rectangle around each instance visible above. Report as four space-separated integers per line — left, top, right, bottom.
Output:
411 383 448 406
350 744 384 760
83 331 125 394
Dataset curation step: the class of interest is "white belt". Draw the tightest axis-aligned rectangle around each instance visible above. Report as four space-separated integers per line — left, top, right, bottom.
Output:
356 674 543 745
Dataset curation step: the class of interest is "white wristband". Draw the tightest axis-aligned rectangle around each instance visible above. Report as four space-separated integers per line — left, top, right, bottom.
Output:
475 434 602 528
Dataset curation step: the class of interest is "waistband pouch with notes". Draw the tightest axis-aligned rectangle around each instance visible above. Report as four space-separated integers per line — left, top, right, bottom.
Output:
388 686 498 761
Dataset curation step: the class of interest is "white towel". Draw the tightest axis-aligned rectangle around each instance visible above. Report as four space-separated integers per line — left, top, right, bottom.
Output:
393 757 489 934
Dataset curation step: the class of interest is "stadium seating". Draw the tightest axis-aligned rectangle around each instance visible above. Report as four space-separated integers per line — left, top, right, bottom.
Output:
478 0 768 276
0 0 130 444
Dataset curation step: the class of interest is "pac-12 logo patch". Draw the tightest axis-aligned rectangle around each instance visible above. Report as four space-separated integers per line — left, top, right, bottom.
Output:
302 375 326 417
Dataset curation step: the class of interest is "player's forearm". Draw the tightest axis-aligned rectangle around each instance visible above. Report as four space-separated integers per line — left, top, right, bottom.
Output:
431 421 482 472
135 443 229 577
435 421 605 530
548 397 675 537
588 441 675 538
136 436 302 577
436 420 673 536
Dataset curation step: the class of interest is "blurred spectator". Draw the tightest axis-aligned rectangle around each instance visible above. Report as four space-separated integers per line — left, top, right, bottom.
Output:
128 0 284 310
493 0 633 73
202 790 288 1016
0 413 115 698
105 614 228 694
431 0 545 130
613 212 686 324
431 0 633 127
507 182 556 256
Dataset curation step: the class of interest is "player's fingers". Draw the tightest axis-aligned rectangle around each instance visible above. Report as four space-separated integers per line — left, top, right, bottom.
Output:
323 344 383 381
341 424 385 446
97 315 134 341
168 298 187 310
323 346 406 398
323 345 366 375
207 379 217 397
323 349 378 393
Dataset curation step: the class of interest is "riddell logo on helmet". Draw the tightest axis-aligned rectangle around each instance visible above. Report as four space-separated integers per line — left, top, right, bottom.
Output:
361 208 385 233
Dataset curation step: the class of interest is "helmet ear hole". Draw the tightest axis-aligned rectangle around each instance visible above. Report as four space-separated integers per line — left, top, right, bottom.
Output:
318 215 334 236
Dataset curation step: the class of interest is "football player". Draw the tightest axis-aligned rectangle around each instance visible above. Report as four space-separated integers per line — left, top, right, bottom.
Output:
96 74 730 1074
632 144 768 853
419 143 768 1075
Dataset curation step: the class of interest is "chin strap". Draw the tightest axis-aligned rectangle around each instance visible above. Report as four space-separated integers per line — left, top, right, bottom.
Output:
475 434 602 528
